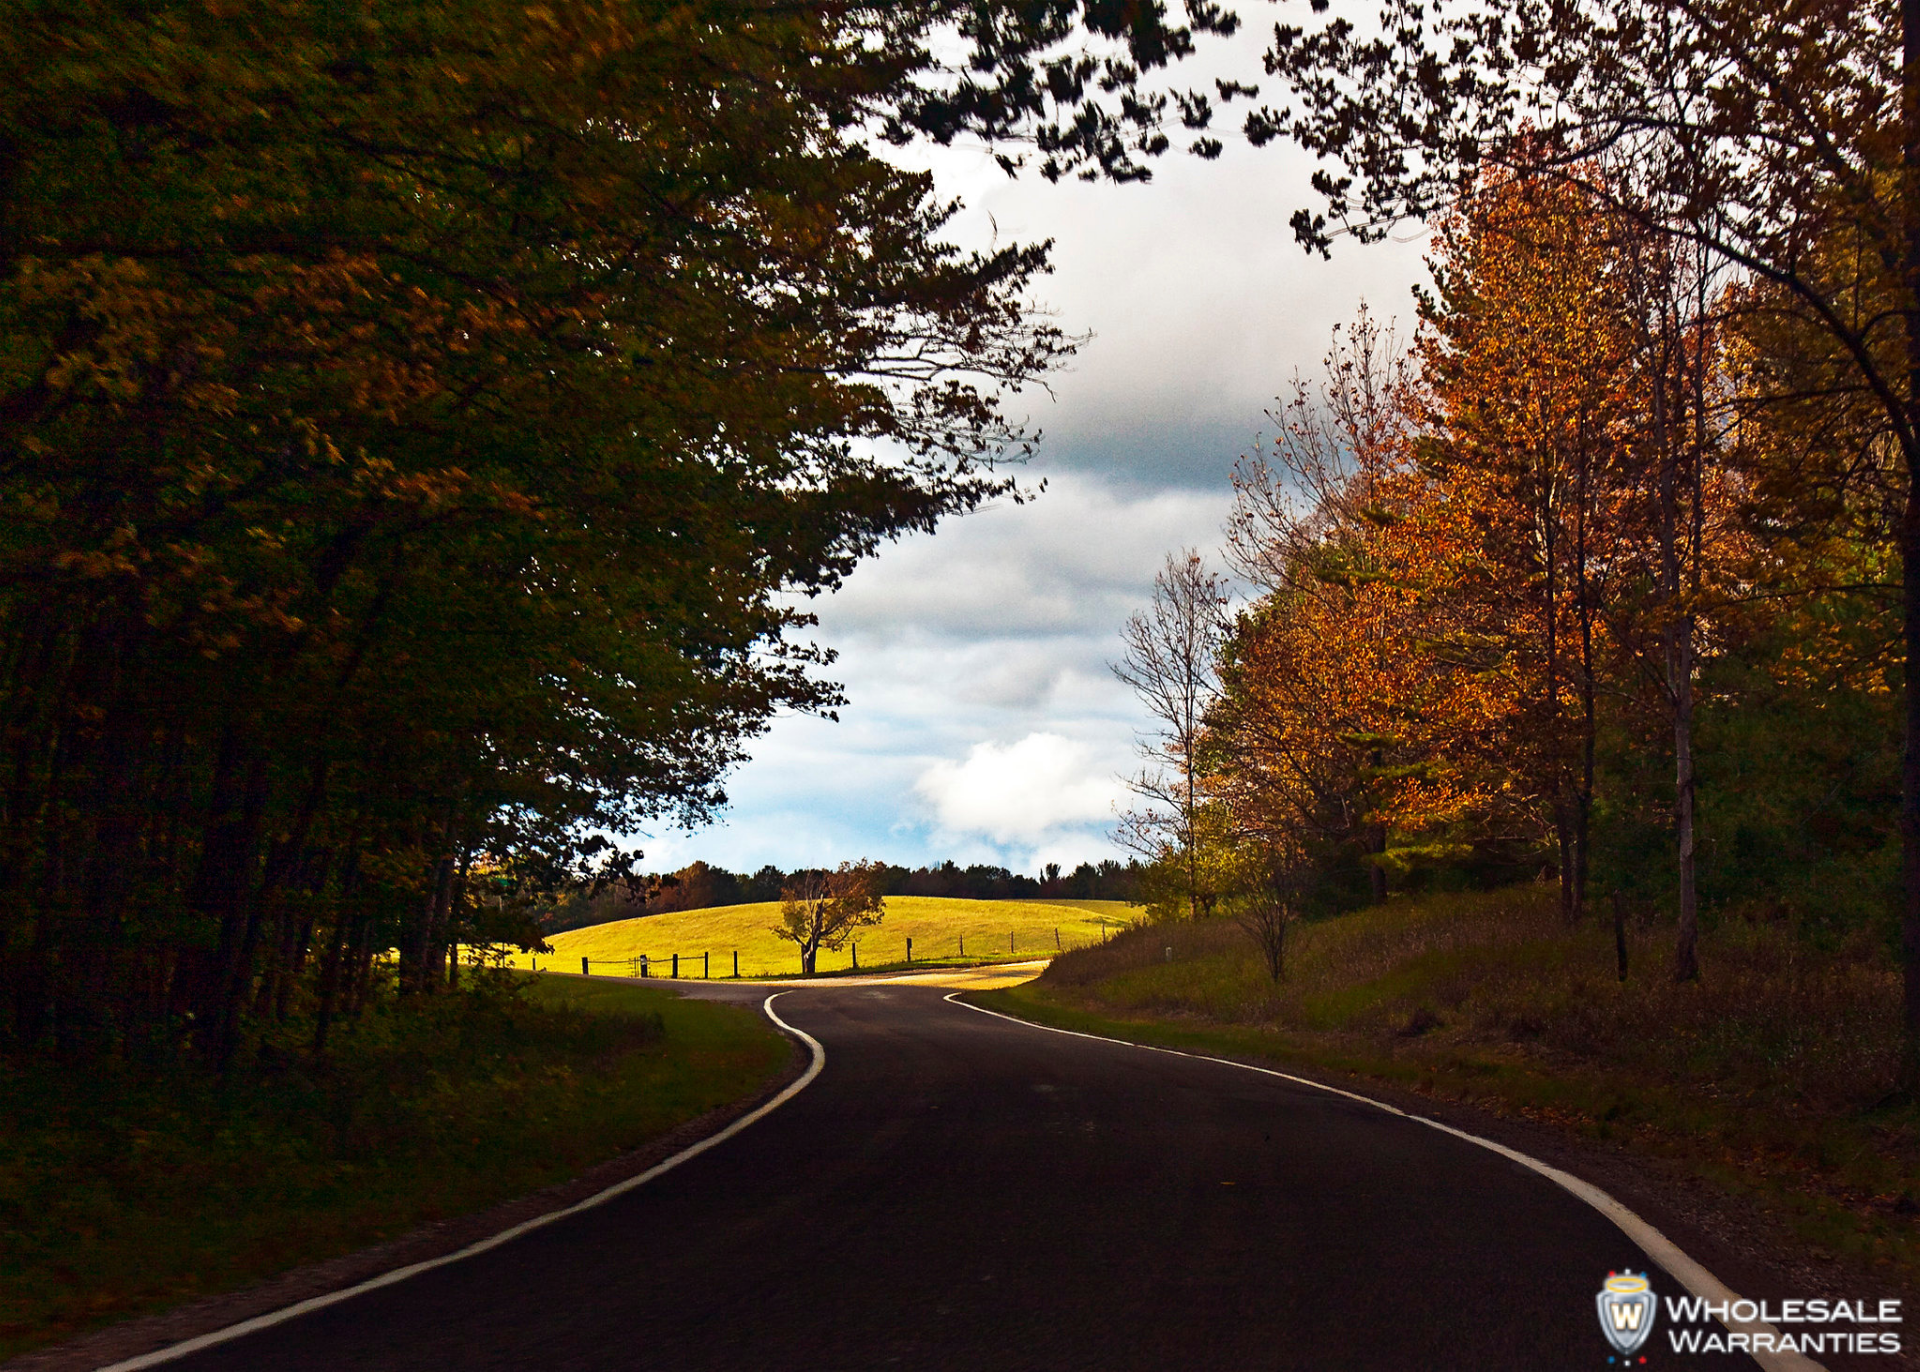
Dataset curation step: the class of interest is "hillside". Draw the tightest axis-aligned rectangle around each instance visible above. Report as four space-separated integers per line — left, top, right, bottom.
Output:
503 897 1140 978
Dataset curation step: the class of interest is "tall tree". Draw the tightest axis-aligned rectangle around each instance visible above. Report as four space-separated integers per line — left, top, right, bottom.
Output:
0 0 1242 1060
1220 309 1481 899
1419 166 1641 924
1114 551 1230 920
1250 0 1920 1077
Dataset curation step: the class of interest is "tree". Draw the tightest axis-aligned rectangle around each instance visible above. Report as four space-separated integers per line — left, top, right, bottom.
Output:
775 862 886 975
0 0 1243 1064
1219 308 1486 902
1226 841 1308 984
1249 0 1920 1076
1113 551 1231 920
1419 166 1643 925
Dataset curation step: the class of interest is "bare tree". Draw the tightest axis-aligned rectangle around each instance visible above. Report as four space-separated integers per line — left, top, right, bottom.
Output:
1113 551 1230 920
1234 852 1306 983
774 861 885 975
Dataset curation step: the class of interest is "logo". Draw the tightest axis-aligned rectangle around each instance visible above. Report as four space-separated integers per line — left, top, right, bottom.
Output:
1598 1272 1657 1356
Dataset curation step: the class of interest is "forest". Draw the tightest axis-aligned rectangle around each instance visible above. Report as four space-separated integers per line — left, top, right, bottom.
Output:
8 0 1920 1092
0 0 1237 1069
1093 0 1920 1097
1124 167 1903 984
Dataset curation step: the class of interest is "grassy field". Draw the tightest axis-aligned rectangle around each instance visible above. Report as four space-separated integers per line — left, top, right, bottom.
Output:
502 896 1140 978
980 887 1920 1287
0 975 787 1361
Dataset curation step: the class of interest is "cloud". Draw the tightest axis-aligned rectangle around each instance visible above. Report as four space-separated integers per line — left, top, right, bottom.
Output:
630 49 1438 876
824 471 1231 642
915 732 1125 845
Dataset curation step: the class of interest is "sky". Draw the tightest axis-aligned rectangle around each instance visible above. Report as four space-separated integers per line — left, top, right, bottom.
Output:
638 27 1433 879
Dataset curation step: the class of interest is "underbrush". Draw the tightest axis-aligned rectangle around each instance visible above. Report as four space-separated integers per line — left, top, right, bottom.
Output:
1020 887 1920 1280
0 974 786 1360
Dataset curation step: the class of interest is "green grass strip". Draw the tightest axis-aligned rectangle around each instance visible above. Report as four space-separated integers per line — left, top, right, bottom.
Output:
0 978 786 1360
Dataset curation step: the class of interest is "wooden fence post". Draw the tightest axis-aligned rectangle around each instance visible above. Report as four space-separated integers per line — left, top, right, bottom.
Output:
733 949 739 978
1010 930 1015 954
852 944 858 969
1055 927 1061 949
671 952 679 978
906 936 912 965
581 956 589 976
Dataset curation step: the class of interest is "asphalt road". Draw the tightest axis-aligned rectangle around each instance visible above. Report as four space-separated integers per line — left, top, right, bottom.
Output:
160 982 1758 1371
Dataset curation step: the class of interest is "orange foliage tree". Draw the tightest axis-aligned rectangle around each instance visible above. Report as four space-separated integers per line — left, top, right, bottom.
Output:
1417 166 1646 924
1216 309 1496 897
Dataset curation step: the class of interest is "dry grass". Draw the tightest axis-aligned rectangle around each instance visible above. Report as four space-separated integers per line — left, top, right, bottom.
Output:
1022 887 1920 1278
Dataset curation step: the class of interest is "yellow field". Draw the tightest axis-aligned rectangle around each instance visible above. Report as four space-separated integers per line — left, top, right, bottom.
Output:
498 897 1140 979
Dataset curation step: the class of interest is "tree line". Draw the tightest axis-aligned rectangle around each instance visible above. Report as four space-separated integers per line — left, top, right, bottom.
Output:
0 0 1235 1067
1085 0 1920 1087
1121 163 1903 1000
547 858 1143 933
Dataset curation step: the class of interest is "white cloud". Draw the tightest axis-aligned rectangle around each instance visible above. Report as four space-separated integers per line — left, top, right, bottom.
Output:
915 732 1125 845
824 472 1231 641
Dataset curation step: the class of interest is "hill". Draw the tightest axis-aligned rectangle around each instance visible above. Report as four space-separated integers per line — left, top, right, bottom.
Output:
503 897 1140 979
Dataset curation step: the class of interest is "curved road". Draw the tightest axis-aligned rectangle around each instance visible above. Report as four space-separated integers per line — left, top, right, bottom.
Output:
158 981 1757 1370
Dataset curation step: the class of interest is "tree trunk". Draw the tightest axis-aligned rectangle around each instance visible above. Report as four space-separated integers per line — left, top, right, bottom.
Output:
1672 652 1699 982
312 831 361 1056
1901 0 1920 1088
1553 801 1576 924
1612 887 1629 982
1650 293 1704 984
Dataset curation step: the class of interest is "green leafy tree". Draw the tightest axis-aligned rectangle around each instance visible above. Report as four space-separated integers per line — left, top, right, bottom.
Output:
0 0 1237 1062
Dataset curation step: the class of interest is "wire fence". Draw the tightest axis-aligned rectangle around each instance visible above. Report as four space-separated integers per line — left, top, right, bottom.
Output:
547 922 1128 981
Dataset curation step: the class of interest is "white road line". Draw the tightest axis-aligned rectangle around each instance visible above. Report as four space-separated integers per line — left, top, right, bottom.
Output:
93 994 826 1372
947 991 1824 1372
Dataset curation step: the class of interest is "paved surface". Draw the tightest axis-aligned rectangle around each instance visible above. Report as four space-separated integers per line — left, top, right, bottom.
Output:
165 982 1756 1370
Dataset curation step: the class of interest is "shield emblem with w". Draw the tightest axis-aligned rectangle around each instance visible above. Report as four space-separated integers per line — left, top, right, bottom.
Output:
1597 1273 1657 1354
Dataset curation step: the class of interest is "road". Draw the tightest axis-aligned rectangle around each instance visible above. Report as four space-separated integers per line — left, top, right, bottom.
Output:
155 979 1759 1370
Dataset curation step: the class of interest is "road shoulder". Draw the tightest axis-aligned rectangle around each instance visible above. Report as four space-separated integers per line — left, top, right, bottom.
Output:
963 984 1920 1371
3 1002 811 1372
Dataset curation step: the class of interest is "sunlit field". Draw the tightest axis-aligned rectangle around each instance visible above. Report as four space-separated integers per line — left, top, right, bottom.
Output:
497 897 1140 979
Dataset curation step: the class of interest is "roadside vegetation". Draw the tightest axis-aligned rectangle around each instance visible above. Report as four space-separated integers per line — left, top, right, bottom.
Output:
0 975 787 1362
505 897 1137 979
990 889 1920 1283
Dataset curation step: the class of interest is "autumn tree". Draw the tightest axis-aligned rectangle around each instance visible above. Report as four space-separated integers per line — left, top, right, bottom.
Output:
1418 166 1644 924
776 862 886 976
1217 309 1490 903
1249 0 1920 1081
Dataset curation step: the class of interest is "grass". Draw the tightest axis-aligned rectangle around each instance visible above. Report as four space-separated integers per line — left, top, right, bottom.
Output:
980 887 1920 1286
0 973 788 1361
500 896 1140 979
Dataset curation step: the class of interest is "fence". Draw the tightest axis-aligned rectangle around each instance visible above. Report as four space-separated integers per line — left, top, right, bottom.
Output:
577 951 729 979
558 922 1127 981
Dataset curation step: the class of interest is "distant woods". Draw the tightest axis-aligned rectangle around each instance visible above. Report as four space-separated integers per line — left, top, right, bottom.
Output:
548 859 1143 935
0 0 1222 1067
